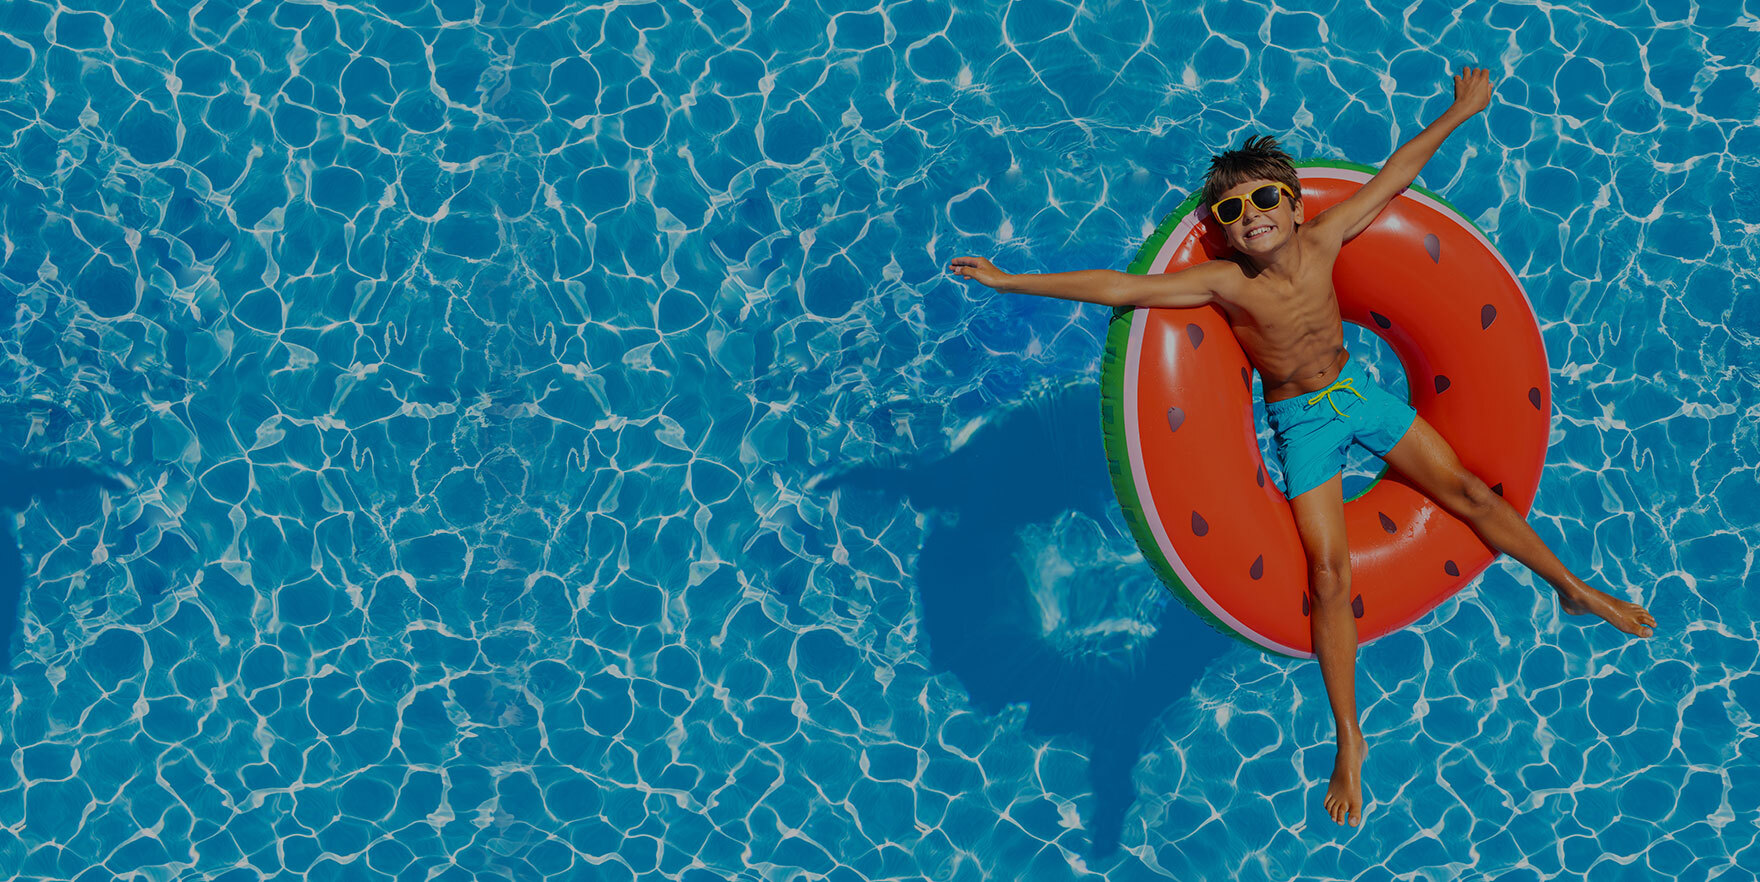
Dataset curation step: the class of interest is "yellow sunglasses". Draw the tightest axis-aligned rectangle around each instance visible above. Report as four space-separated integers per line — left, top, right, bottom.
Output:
1210 182 1297 225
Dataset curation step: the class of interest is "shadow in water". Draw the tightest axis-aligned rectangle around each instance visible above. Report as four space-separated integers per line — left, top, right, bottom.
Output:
817 380 1233 858
0 456 130 673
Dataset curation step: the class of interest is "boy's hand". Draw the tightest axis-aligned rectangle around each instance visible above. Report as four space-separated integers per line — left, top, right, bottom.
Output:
1449 67 1492 118
948 256 1010 290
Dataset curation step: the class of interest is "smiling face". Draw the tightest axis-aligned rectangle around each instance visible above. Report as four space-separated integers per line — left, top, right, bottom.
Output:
1215 178 1304 258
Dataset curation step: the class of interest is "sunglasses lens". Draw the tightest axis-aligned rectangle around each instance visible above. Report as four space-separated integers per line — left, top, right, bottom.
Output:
1252 184 1283 210
1216 199 1243 224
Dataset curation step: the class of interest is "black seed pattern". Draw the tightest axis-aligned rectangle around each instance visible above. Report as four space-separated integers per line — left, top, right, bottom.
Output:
1249 555 1264 580
1167 407 1184 432
1186 323 1204 348
1491 483 1504 497
1302 593 1310 617
1434 375 1451 394
1191 511 1208 536
1378 512 1397 534
1256 464 1265 487
1445 560 1460 577
1481 304 1497 329
1370 311 1391 329
1351 595 1364 618
1424 234 1441 263
1529 387 1542 410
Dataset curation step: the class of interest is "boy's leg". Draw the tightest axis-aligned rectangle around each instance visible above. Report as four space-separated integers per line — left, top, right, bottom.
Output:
1288 472 1368 826
1380 414 1656 637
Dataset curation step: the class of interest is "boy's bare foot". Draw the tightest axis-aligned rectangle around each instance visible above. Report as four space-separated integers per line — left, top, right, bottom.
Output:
1556 585 1656 638
1324 730 1368 826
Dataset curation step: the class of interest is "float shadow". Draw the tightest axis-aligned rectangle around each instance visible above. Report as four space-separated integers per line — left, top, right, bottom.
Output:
818 380 1233 858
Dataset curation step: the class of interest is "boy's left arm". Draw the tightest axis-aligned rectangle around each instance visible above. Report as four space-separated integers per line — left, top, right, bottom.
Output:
1312 68 1493 246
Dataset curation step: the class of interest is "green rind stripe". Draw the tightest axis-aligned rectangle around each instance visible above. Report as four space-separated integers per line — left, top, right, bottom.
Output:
1125 189 1205 276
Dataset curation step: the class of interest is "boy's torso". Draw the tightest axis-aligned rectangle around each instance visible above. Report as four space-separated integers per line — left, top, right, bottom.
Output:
1210 222 1352 404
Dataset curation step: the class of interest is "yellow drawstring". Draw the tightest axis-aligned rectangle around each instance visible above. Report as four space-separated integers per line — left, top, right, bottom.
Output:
1306 377 1366 417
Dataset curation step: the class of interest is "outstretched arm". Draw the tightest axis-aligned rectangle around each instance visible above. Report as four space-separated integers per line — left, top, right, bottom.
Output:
947 256 1128 306
1314 67 1493 244
947 256 1231 309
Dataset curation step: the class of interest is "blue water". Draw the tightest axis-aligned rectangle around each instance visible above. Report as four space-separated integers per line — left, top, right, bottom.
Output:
1 0 1756 879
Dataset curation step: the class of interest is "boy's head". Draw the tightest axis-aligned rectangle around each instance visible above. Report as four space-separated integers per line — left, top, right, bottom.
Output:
1201 135 1304 256
1200 135 1301 209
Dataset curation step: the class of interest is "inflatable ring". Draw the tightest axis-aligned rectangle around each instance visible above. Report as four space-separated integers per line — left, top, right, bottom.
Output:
1100 160 1550 658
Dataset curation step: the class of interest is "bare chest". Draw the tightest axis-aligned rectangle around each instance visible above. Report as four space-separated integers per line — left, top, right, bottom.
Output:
1222 268 1340 343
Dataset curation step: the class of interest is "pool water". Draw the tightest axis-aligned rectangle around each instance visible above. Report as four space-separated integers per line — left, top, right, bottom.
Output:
2 0 1757 879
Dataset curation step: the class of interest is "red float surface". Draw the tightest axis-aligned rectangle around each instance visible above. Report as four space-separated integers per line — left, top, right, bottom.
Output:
1110 165 1550 656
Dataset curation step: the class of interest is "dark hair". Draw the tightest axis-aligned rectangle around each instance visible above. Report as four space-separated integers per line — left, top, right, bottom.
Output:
1201 135 1302 209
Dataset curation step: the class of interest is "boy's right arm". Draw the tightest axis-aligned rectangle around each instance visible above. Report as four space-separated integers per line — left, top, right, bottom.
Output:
949 256 1231 309
1108 260 1234 308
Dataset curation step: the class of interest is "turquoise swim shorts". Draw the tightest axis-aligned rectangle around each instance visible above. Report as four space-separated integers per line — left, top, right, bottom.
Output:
1264 357 1418 500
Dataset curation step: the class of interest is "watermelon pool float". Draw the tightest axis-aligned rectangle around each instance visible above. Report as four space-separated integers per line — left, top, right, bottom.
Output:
1101 160 1551 658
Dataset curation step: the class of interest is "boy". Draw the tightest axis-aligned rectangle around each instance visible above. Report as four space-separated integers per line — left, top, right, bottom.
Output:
947 68 1655 827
